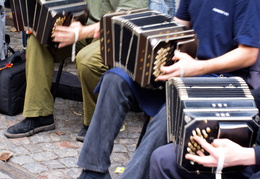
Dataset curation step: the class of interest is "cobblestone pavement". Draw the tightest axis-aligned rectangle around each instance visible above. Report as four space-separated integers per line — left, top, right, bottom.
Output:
0 10 146 179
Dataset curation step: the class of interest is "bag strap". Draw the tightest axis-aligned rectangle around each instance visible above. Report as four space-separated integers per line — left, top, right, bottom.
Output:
0 51 24 70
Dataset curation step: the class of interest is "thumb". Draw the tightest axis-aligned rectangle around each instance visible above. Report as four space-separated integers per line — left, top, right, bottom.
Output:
172 50 190 61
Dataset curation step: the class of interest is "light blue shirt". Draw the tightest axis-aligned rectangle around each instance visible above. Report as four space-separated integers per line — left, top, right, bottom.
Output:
149 0 176 17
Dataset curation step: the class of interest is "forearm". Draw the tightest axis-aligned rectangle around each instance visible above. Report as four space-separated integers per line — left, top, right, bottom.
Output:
198 45 259 75
79 22 100 40
233 147 256 166
157 44 259 81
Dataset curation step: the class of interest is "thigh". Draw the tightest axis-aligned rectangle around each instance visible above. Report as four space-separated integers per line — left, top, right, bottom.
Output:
76 40 108 73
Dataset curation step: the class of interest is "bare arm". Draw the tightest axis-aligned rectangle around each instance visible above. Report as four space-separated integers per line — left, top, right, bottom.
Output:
156 44 259 81
174 17 191 29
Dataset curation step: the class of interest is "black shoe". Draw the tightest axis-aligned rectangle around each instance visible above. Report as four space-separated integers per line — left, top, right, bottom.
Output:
77 169 111 179
4 115 55 138
76 125 89 142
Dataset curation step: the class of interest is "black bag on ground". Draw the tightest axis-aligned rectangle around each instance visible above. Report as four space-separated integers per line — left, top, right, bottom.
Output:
0 51 26 115
52 71 83 102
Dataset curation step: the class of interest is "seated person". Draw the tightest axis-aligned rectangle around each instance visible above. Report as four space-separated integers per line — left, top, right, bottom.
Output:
150 84 260 178
76 0 260 178
150 6 260 178
4 0 148 141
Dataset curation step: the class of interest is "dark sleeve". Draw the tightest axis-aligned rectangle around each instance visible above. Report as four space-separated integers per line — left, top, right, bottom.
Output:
253 146 260 165
234 0 260 48
251 88 260 111
175 0 190 21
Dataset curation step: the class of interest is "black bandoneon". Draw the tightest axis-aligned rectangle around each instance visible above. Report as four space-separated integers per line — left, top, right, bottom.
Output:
100 9 198 88
166 76 259 173
9 0 87 45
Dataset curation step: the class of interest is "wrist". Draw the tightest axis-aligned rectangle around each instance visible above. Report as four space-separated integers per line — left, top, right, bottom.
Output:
80 26 89 40
196 60 209 75
239 148 255 166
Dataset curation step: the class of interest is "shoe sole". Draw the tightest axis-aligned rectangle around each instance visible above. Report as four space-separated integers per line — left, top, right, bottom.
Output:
76 135 84 142
4 123 56 138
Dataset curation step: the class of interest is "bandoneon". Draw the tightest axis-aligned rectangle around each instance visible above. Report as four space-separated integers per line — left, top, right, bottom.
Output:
9 0 88 45
100 9 198 88
166 77 259 173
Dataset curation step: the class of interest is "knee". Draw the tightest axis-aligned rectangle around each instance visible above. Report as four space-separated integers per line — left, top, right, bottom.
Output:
150 144 176 167
26 35 43 62
76 55 108 79
76 49 89 65
76 58 91 77
75 52 97 77
150 147 162 165
100 73 132 97
151 145 167 165
27 35 40 48
102 73 123 85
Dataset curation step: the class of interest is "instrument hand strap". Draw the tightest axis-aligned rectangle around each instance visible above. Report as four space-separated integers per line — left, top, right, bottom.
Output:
71 27 79 62
215 147 225 179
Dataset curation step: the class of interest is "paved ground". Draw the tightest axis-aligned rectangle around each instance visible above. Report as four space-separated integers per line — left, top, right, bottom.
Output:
0 9 146 179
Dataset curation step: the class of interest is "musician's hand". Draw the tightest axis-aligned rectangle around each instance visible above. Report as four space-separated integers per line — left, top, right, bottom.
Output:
52 22 82 48
155 50 205 81
52 22 100 48
185 136 256 168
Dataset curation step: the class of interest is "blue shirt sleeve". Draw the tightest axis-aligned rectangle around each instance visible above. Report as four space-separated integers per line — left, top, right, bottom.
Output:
175 0 190 21
235 0 260 48
254 146 260 165
175 0 259 60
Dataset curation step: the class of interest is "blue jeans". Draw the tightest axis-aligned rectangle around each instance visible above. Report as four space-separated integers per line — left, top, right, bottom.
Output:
77 73 168 179
149 0 176 17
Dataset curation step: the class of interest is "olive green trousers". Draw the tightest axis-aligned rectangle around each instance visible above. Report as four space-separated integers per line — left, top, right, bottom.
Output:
24 35 108 126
